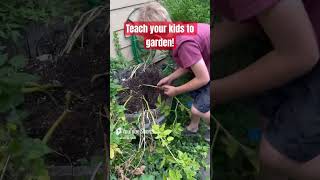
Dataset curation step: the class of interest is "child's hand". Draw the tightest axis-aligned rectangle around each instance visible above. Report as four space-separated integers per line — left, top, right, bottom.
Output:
162 85 179 97
157 76 172 86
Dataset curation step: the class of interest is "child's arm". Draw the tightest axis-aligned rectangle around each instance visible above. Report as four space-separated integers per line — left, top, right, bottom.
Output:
213 0 320 104
157 67 189 86
162 59 209 96
213 19 259 52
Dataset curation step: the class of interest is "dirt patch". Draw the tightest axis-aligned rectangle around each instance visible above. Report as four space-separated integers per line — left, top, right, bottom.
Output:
117 65 166 114
23 35 108 165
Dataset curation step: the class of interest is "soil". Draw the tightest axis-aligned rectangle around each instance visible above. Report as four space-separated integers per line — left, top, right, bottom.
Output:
117 65 166 114
23 34 108 166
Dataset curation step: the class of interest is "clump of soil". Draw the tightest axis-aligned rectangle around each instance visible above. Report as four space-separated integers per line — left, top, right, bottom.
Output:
117 65 165 114
23 35 107 165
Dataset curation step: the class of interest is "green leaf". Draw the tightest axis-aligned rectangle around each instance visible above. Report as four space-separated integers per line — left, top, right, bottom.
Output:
0 66 14 76
168 169 182 180
241 146 259 172
152 124 160 134
163 130 172 136
10 31 21 43
221 136 239 159
6 109 29 122
139 174 155 180
8 139 22 156
167 136 174 141
160 158 166 169
6 122 17 132
0 72 39 85
23 138 52 160
0 92 24 113
0 53 8 66
9 55 26 69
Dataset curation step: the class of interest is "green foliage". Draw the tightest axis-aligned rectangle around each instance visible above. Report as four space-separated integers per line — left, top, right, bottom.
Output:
0 49 52 179
162 0 210 23
111 32 131 72
110 79 123 98
161 58 175 76
0 0 87 42
156 95 171 117
0 51 38 113
152 124 174 146
213 103 260 180
149 123 207 180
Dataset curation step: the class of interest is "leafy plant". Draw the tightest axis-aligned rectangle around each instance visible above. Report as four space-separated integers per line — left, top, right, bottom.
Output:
0 0 87 42
150 123 205 180
0 50 52 179
111 32 131 72
156 95 171 117
152 124 174 146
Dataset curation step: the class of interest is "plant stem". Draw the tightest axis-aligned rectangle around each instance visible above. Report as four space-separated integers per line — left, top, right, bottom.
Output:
42 110 70 144
43 92 72 144
174 97 190 115
91 72 108 83
129 64 142 79
0 155 10 180
211 115 247 150
163 140 178 162
90 161 103 180
212 121 220 148
123 96 133 107
141 84 159 88
142 96 155 124
22 83 62 93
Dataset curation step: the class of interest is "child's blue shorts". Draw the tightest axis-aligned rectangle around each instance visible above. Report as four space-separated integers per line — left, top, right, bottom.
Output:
258 64 320 162
189 83 210 113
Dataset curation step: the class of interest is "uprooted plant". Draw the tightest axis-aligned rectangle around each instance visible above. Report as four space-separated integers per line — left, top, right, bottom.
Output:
117 63 166 114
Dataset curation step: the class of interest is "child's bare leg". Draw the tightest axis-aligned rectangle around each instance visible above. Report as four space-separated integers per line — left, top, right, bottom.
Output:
259 116 320 180
203 110 210 125
186 105 201 132
259 135 320 180
187 105 210 131
259 136 291 180
296 153 320 180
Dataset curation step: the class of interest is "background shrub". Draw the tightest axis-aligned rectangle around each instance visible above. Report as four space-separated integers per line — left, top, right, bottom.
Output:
162 0 210 23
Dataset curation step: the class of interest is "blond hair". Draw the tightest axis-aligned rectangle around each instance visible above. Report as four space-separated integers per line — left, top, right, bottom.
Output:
138 2 171 22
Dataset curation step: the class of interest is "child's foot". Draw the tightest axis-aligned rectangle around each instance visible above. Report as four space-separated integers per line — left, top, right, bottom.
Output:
186 124 199 133
183 123 199 136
